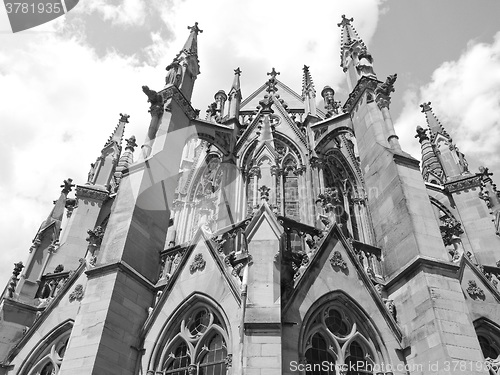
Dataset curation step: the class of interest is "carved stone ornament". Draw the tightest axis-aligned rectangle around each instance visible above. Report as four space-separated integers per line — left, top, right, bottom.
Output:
69 284 84 302
190 253 206 274
329 251 348 271
187 364 197 375
7 261 24 298
225 354 233 368
61 178 75 194
75 186 108 201
466 280 485 299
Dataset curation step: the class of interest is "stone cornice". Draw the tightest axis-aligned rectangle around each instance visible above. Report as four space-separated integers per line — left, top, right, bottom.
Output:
384 256 460 292
160 85 198 120
392 152 420 170
445 174 482 194
75 185 109 201
85 260 156 291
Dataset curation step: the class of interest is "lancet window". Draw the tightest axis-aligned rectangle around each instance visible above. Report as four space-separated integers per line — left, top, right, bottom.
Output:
301 300 382 375
321 153 365 241
153 304 230 375
186 153 224 236
244 137 304 221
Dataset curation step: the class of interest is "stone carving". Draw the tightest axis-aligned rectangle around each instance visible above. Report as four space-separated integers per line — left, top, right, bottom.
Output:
445 175 482 193
466 280 485 299
224 251 252 278
142 85 164 117
258 185 270 202
439 217 464 247
75 186 108 201
190 253 206 273
61 178 75 194
7 261 24 298
29 235 42 253
185 364 196 375
53 264 64 273
69 284 84 302
125 135 138 152
65 198 77 218
385 299 397 321
330 251 348 271
225 354 233 368
165 59 182 87
86 226 105 252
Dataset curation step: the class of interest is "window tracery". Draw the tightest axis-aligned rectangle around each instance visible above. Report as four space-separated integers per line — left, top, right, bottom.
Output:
22 325 71 375
153 305 230 375
321 152 366 242
187 154 224 235
302 301 381 375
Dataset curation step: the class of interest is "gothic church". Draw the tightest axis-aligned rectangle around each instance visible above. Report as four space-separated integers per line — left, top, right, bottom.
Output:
1 16 500 375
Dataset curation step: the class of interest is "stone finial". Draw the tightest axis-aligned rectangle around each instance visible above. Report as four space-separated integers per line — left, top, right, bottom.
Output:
234 67 242 76
188 22 203 35
415 126 429 143
420 102 432 112
125 136 138 152
61 178 75 194
267 67 280 79
214 90 227 102
119 113 130 123
337 14 354 27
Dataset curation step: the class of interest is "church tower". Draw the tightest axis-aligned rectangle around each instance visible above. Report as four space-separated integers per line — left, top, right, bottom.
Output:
2 17 500 375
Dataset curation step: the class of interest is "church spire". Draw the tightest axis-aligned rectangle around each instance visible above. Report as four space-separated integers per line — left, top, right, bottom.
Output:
338 15 376 92
302 65 317 117
165 22 203 101
415 126 444 184
182 22 203 55
338 14 366 52
228 67 242 119
420 102 469 179
87 114 129 191
420 102 451 141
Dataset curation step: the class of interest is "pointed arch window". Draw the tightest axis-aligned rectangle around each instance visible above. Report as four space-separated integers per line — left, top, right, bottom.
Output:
321 153 366 241
187 154 224 236
474 320 500 374
301 300 382 375
20 322 72 375
153 304 230 375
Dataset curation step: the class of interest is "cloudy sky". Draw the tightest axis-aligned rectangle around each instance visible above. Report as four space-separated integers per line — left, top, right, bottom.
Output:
1 0 499 284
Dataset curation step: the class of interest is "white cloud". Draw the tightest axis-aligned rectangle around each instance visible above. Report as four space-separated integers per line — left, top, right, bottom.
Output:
395 32 500 173
0 1 384 286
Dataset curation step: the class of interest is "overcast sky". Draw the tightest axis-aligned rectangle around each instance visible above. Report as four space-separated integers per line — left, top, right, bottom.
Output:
1 0 499 284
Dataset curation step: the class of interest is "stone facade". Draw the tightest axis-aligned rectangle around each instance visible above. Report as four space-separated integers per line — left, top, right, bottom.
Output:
1 17 500 375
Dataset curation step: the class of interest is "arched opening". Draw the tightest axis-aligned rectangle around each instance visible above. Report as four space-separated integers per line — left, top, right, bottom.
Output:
300 293 387 375
149 298 231 375
18 320 73 375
